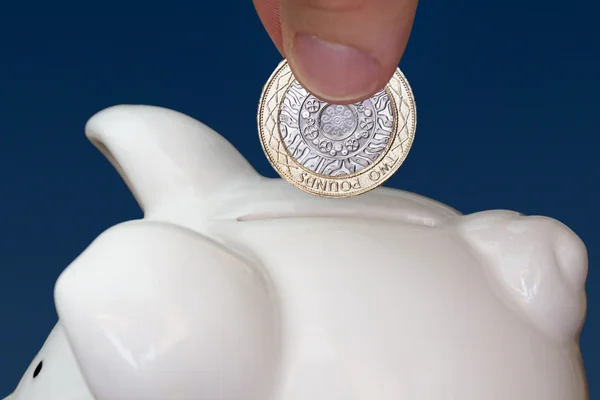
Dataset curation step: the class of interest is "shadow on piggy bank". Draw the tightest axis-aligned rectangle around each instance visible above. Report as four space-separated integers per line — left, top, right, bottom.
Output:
3 105 589 400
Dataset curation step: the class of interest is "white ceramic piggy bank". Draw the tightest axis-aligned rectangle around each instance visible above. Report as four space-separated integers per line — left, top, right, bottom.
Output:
4 105 589 400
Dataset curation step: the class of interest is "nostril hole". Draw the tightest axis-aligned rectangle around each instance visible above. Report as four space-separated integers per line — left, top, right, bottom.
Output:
33 361 43 378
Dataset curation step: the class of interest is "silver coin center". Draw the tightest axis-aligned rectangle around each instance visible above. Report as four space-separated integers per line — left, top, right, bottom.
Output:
279 83 394 177
318 104 358 141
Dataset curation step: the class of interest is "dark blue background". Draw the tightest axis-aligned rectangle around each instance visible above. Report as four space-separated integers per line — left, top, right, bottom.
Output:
0 3 598 397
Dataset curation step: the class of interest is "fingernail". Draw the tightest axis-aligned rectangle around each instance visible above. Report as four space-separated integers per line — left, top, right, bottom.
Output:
290 33 380 103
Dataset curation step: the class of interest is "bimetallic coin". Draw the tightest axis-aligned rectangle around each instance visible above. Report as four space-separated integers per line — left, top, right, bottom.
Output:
258 59 416 198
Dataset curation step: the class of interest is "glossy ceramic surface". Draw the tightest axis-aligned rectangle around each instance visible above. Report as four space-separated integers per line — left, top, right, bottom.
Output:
3 105 589 400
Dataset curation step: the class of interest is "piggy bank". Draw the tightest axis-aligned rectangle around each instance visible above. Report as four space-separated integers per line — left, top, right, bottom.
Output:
3 105 589 400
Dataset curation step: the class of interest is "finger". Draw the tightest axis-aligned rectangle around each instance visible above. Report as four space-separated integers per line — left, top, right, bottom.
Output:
280 0 418 104
252 0 284 54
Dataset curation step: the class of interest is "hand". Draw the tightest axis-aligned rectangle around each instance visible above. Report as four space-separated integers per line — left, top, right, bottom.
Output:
253 0 418 104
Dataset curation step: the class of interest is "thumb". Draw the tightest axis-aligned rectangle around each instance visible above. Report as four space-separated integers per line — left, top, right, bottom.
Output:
253 0 418 104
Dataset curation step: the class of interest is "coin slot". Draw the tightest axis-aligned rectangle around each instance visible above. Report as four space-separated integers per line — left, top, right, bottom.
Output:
236 210 443 227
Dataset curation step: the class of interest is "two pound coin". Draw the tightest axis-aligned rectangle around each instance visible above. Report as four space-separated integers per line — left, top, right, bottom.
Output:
258 59 416 198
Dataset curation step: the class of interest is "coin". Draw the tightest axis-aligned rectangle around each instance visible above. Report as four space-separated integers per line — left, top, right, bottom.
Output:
258 59 416 198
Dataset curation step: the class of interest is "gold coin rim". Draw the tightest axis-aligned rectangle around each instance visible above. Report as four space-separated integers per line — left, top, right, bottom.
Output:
257 59 417 198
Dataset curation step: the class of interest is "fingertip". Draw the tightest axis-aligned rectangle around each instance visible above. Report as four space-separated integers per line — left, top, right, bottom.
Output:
288 33 385 104
253 0 284 53
279 0 417 103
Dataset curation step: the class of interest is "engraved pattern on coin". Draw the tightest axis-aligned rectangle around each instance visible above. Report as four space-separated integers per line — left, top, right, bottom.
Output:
279 83 394 177
258 60 416 198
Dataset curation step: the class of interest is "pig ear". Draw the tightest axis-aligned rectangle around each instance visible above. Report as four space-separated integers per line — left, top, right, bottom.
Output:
85 105 261 215
456 210 588 343
54 220 278 400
